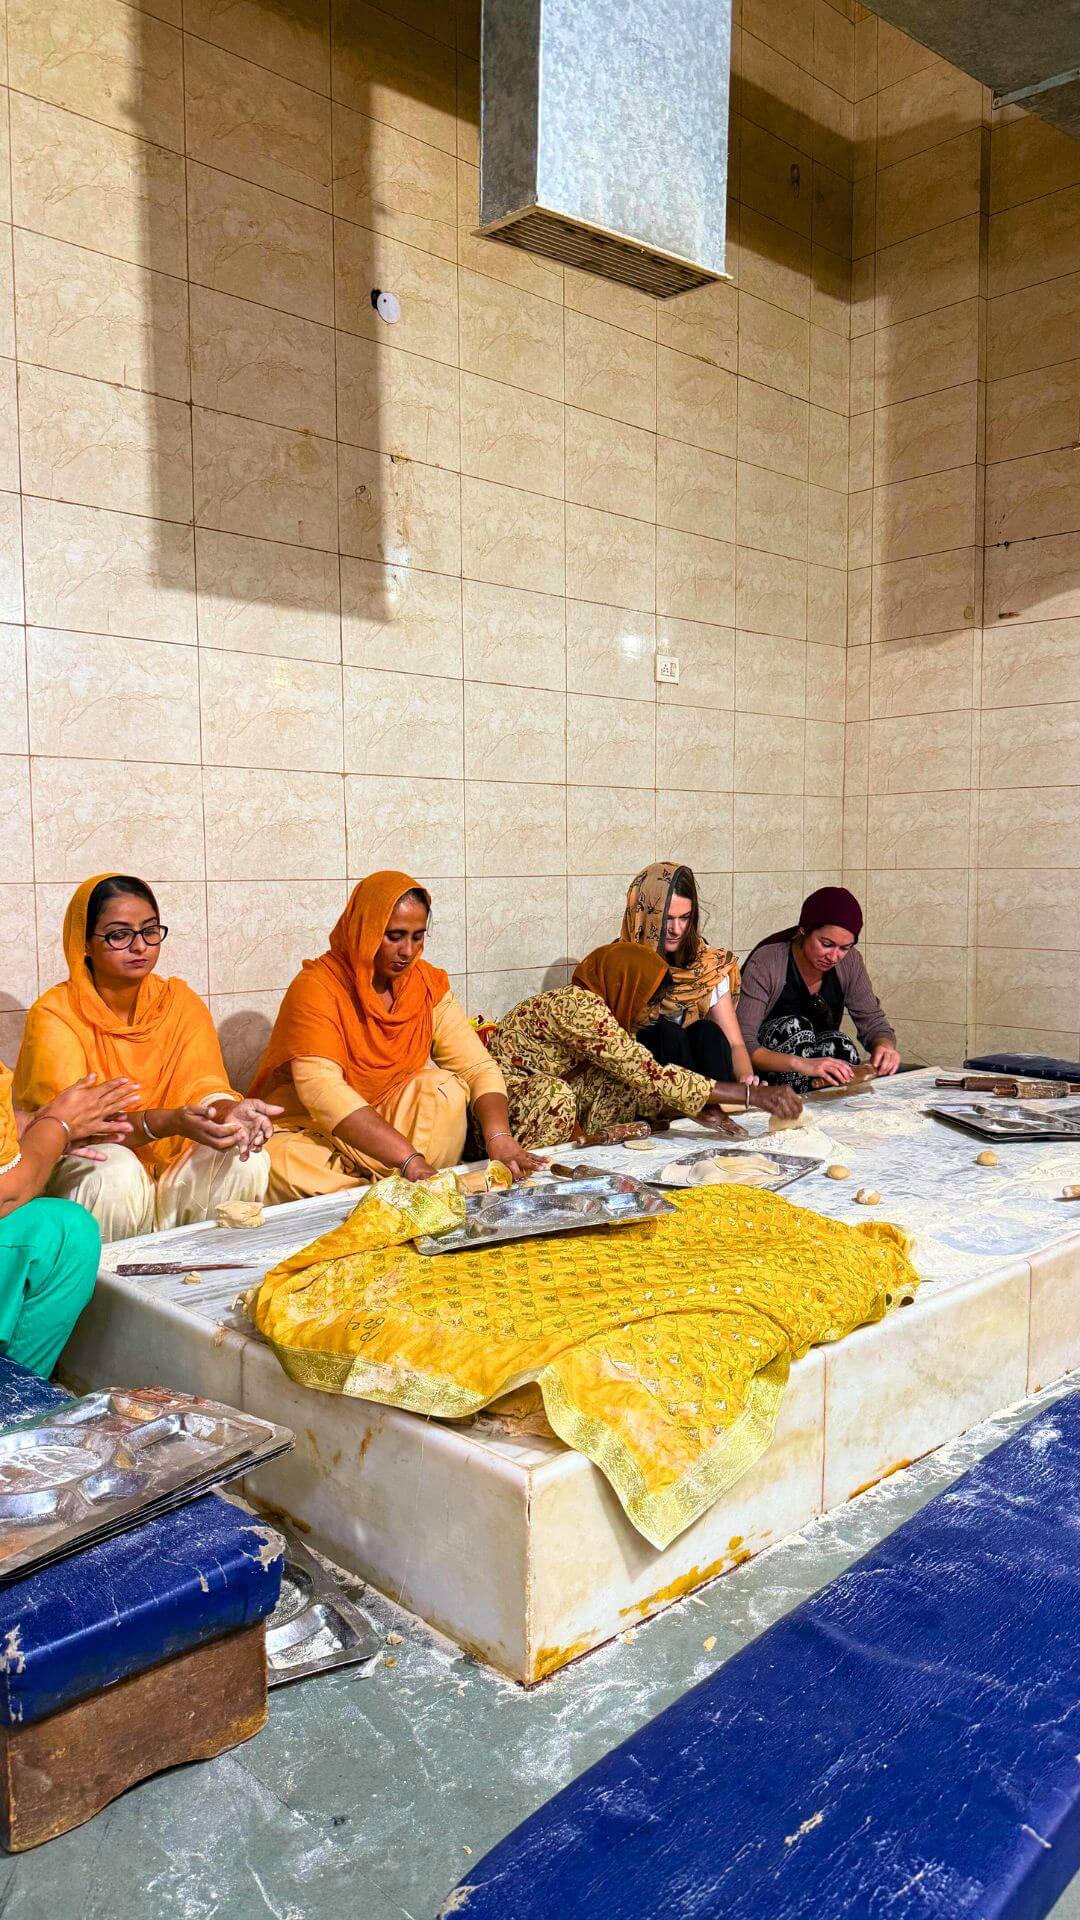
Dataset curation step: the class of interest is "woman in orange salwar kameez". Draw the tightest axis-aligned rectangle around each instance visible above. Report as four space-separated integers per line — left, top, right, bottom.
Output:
251 871 539 1201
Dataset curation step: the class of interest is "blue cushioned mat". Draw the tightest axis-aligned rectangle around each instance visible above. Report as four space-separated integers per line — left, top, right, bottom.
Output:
445 1392 1080 1920
0 1357 283 1727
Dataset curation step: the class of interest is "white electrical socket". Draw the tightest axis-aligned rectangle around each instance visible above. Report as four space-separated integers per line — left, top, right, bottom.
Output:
655 654 680 684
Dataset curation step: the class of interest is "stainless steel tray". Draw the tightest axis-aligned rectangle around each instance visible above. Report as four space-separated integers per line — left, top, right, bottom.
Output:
415 1170 675 1255
0 1388 293 1585
265 1522 381 1687
925 1099 1080 1143
643 1146 825 1192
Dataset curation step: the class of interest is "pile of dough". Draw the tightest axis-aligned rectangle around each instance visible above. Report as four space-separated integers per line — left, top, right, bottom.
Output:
216 1200 264 1229
764 1123 836 1161
664 1153 781 1188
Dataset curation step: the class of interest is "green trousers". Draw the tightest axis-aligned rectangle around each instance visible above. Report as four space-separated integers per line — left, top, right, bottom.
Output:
0 1197 100 1378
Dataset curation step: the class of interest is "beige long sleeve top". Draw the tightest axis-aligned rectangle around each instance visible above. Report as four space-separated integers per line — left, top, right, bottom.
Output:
276 990 506 1135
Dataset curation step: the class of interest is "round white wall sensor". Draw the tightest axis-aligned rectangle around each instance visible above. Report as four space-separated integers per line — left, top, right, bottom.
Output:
371 288 401 324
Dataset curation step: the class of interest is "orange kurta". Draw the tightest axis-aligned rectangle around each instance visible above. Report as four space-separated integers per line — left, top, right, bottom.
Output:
14 874 235 1175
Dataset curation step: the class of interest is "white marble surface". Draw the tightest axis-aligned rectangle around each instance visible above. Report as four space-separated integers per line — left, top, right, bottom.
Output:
64 1067 1080 1681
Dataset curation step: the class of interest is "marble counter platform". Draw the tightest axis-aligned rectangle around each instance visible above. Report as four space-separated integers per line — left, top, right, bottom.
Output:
62 1072 1080 1685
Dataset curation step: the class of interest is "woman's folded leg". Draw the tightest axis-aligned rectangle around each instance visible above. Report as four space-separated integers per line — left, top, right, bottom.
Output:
0 1197 101 1376
154 1141 271 1231
48 1142 155 1243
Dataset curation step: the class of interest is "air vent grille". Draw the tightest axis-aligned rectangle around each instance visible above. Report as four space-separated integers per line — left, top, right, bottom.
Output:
483 208 716 299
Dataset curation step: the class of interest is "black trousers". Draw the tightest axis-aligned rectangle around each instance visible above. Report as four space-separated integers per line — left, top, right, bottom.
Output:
637 1017 734 1082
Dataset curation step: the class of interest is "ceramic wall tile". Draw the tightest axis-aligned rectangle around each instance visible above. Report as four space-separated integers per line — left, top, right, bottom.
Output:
458 268 563 401
871 547 976 643
332 0 455 154
976 787 1080 870
8 0 184 150
564 872 634 964
563 267 656 342
875 128 984 253
466 781 566 878
197 529 341 662
732 868 804 951
874 215 982 330
460 475 562 594
467 875 567 974
986 360 1080 467
191 285 335 439
10 95 186 278
22 497 194 643
564 784 654 877
30 758 205 884
980 618 1080 710
656 280 737 371
19 363 193 522
346 666 462 780
463 681 565 786
333 101 456 259
867 710 973 792
737 205 813 320
566 504 655 613
195 408 337 549
567 694 654 790
986 447 1080 547
658 529 735 627
200 648 343 772
565 409 654 523
738 292 810 398
205 768 345 881
186 0 330 93
738 379 809 479
187 36 331 210
657 441 736 545
656 704 732 793
657 347 738 457
341 557 460 676
341 444 461 574
188 161 334 327
460 373 563 500
565 602 655 702
734 710 805 795
206 880 345 994
984 530 1080 628
343 337 463 473
0 758 32 885
654 789 733 875
988 272 1080 382
14 230 189 401
979 702 1080 790
656 618 734 710
27 627 200 763
465 967 567 1021
0 627 28 758
988 185 1080 299
461 580 565 690
335 219 456 359
735 545 806 640
735 630 807 716
737 463 808 560
734 791 802 871
870 630 975 718
564 310 656 431
974 947 1078 1036
347 773 464 878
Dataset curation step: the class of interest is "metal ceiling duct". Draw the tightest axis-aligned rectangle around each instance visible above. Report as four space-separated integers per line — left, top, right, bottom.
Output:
867 0 1080 140
478 0 731 299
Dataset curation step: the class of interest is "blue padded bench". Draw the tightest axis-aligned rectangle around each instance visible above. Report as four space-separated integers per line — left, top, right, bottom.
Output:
446 1392 1080 1920
0 1357 284 1850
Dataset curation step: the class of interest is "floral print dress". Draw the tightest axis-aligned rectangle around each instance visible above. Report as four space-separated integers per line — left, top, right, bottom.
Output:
488 986 712 1149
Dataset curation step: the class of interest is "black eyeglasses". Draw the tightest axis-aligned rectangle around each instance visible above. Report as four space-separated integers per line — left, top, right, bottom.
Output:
96 924 169 950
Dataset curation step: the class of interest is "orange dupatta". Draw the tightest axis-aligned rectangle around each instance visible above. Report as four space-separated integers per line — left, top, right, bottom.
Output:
250 871 449 1109
571 942 668 1034
13 874 235 1173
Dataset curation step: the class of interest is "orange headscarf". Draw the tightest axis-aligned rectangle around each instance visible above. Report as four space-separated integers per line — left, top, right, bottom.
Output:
13 874 236 1172
251 872 449 1108
572 942 668 1034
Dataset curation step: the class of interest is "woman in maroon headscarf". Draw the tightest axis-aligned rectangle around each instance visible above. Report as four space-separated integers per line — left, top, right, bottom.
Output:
737 887 901 1092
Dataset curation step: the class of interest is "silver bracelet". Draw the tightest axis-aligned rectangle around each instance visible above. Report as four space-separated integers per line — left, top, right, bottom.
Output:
744 1083 751 1109
38 1113 71 1150
141 1111 160 1141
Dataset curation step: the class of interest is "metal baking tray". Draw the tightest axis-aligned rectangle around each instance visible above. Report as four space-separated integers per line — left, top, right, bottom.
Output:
265 1523 381 1687
415 1170 675 1255
643 1146 825 1193
924 1099 1080 1143
0 1388 293 1585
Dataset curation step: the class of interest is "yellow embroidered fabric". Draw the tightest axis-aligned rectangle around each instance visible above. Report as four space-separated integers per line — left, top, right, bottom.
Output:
253 1180 919 1548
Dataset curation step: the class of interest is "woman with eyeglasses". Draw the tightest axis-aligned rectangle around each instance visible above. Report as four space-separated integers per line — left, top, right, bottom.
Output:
737 888 901 1093
14 873 281 1241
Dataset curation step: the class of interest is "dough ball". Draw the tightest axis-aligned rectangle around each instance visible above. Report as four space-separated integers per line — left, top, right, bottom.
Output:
621 1138 655 1151
768 1111 802 1132
825 1164 850 1180
975 1150 999 1167
855 1188 880 1205
1063 1183 1080 1200
216 1200 264 1228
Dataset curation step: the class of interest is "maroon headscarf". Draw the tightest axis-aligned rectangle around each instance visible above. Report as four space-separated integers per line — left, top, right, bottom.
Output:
749 887 864 960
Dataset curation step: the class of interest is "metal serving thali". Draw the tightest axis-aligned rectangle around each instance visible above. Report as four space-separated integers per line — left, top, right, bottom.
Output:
264 1521 381 1686
924 1099 1080 1143
0 1388 292 1583
414 1170 675 1256
641 1146 825 1192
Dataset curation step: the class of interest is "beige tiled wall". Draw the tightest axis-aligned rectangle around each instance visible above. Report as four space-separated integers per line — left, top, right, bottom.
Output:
0 0 855 1087
848 8 1080 1069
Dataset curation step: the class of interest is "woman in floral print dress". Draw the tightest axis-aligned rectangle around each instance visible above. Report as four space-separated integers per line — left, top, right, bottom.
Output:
488 943 801 1149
